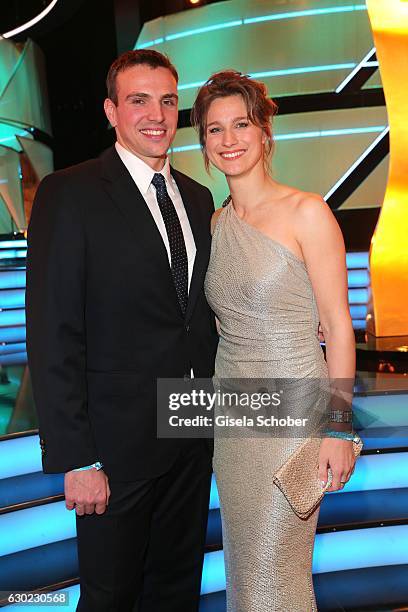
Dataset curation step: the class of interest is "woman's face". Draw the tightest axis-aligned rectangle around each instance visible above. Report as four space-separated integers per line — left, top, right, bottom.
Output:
205 94 265 177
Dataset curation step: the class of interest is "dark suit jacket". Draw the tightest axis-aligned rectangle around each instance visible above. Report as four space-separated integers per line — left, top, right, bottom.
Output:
26 146 218 480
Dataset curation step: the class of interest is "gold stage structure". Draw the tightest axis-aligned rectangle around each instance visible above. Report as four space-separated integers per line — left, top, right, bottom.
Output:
367 0 408 338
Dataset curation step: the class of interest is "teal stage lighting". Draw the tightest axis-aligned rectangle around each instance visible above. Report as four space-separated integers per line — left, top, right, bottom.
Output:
171 127 387 150
136 4 367 49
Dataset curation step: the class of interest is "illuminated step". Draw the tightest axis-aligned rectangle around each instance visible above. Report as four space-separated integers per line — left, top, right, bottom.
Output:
0 310 25 327
0 472 64 510
0 436 43 480
0 539 78 604
0 342 26 355
314 564 408 612
0 241 27 249
346 254 369 330
0 327 26 343
347 269 369 288
348 288 368 304
350 305 367 319
352 319 366 330
320 487 408 526
346 252 369 270
0 271 26 290
314 524 408 573
0 250 27 261
0 289 25 310
0 351 27 366
359 425 408 450
0 239 27 263
0 501 76 558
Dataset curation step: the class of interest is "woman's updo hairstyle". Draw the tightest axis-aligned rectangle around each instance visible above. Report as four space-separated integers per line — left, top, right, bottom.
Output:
191 70 278 171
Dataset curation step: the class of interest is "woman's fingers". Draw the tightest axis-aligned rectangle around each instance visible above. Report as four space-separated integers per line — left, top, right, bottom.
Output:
327 466 344 492
317 458 329 488
318 438 357 492
327 461 355 491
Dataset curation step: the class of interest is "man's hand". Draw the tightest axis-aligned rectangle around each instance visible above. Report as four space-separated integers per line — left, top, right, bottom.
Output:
65 469 111 516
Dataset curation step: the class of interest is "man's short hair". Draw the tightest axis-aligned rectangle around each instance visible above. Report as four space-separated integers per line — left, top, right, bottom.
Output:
106 50 179 105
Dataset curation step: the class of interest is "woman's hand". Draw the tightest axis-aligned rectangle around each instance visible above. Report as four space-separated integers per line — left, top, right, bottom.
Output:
318 437 356 492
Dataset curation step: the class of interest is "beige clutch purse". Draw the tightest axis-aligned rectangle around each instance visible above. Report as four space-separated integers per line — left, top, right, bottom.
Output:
272 434 363 519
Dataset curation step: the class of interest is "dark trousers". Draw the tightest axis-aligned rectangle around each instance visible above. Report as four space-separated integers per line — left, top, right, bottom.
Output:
75 441 212 612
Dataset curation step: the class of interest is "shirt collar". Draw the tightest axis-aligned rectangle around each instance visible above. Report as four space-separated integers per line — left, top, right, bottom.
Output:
115 142 176 198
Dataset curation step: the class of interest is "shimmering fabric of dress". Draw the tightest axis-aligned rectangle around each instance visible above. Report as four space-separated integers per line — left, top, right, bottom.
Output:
204 202 328 612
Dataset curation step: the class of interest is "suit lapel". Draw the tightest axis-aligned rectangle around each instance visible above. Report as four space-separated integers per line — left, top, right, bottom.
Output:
172 169 210 323
99 148 210 322
99 147 181 310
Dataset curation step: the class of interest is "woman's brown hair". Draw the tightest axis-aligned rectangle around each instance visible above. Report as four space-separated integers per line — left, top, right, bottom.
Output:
191 70 278 171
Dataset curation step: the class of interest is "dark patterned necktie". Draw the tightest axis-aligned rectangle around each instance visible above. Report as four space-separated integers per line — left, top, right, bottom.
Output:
151 173 188 315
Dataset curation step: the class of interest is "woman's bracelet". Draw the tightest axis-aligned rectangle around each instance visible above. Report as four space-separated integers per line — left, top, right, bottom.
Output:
324 430 360 443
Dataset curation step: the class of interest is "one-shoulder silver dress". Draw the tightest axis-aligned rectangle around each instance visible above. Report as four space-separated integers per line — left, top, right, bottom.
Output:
204 202 328 612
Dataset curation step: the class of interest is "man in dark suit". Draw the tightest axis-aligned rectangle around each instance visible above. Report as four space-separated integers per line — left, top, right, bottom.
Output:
26 49 218 611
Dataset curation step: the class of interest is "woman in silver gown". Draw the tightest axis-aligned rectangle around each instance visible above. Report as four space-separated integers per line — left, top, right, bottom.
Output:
191 71 357 611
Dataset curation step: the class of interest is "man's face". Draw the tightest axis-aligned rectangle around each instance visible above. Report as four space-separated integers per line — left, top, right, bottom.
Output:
104 64 179 170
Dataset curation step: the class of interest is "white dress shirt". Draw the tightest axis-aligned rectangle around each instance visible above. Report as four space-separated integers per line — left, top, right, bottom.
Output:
115 142 196 290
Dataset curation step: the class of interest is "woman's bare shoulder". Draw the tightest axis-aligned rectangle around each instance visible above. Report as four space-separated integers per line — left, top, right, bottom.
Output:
271 184 337 238
295 191 335 224
277 185 330 218
290 189 342 244
278 184 325 208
